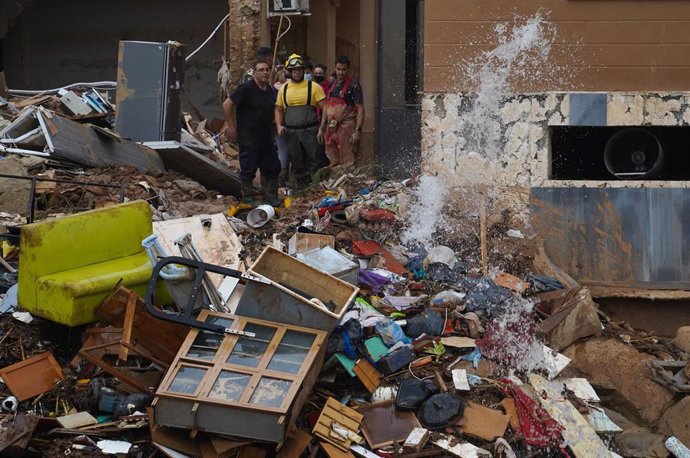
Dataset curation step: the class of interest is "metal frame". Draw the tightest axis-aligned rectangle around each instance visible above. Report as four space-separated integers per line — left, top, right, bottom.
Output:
0 173 125 224
144 256 270 334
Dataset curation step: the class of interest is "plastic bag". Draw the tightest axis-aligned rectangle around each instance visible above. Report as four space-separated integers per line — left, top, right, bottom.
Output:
375 319 411 346
430 290 466 307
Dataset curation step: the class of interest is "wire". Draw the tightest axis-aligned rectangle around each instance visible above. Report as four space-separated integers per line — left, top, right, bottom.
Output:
186 13 230 62
277 15 292 41
9 81 116 96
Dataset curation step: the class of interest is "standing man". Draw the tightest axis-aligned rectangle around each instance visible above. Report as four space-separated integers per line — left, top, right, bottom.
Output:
318 56 365 167
275 54 326 191
223 60 282 205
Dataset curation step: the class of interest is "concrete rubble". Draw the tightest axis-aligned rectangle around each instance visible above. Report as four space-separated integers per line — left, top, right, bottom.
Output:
1 89 690 458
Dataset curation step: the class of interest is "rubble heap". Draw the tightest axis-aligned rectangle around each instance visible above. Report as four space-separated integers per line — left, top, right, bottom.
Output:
0 102 689 458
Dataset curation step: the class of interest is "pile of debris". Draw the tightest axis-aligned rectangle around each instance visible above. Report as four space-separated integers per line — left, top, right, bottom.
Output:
1 90 690 458
0 156 689 458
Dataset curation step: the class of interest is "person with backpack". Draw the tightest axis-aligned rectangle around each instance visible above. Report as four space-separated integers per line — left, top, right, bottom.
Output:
274 54 326 191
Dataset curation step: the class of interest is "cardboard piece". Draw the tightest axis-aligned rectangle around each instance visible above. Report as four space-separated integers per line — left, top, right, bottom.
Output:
499 398 521 435
148 408 202 457
279 429 313 458
493 272 529 293
321 442 356 458
441 336 477 348
529 374 614 458
457 401 510 440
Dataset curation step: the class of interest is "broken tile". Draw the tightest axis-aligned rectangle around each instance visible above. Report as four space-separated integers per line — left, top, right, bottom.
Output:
586 409 623 433
542 345 571 379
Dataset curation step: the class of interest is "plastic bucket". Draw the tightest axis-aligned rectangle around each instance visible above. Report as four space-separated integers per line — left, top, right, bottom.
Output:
246 204 276 228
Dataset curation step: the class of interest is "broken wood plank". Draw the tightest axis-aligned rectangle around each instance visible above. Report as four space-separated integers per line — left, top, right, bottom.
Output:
353 359 381 394
313 398 363 452
118 291 137 362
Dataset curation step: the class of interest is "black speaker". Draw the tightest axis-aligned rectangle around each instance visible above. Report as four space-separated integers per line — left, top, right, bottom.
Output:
604 128 664 179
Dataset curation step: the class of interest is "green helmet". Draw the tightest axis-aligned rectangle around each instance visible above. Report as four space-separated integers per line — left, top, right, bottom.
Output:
285 53 305 70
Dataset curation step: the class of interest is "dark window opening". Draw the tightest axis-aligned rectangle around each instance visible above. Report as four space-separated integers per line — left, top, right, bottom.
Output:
404 0 420 105
550 126 690 181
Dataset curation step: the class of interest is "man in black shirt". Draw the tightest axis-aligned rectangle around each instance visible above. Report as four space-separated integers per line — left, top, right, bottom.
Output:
223 60 281 205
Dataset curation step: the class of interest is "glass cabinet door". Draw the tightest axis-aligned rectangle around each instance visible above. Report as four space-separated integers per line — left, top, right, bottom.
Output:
168 366 207 395
249 377 292 408
185 317 234 360
267 330 315 374
227 324 276 368
208 370 251 402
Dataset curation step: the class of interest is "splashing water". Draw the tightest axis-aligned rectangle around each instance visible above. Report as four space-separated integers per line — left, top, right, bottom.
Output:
457 12 557 161
402 13 563 373
400 175 448 248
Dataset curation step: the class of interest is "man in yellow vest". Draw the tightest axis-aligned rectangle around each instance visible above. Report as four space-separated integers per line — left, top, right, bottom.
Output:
274 54 326 191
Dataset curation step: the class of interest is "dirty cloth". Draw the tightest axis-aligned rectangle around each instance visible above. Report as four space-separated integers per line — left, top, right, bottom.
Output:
358 269 391 293
501 383 566 450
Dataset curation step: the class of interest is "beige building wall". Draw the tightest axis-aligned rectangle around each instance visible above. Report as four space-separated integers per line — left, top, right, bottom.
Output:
424 0 690 93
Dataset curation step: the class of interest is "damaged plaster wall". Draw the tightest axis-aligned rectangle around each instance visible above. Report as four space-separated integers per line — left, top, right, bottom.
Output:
228 0 262 88
3 0 228 118
421 92 690 219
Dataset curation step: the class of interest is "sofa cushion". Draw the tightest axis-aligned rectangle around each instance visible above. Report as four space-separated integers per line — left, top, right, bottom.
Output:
33 252 152 326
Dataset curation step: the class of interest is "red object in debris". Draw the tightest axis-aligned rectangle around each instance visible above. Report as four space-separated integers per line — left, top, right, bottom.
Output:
501 382 567 453
317 204 346 217
351 240 407 276
359 208 397 222
352 240 381 257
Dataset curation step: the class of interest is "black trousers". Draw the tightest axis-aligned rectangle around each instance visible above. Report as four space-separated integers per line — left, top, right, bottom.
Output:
238 143 281 183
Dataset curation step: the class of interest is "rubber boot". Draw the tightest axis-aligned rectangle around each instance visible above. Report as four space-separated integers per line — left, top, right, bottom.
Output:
241 182 256 205
278 168 288 188
261 176 283 207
